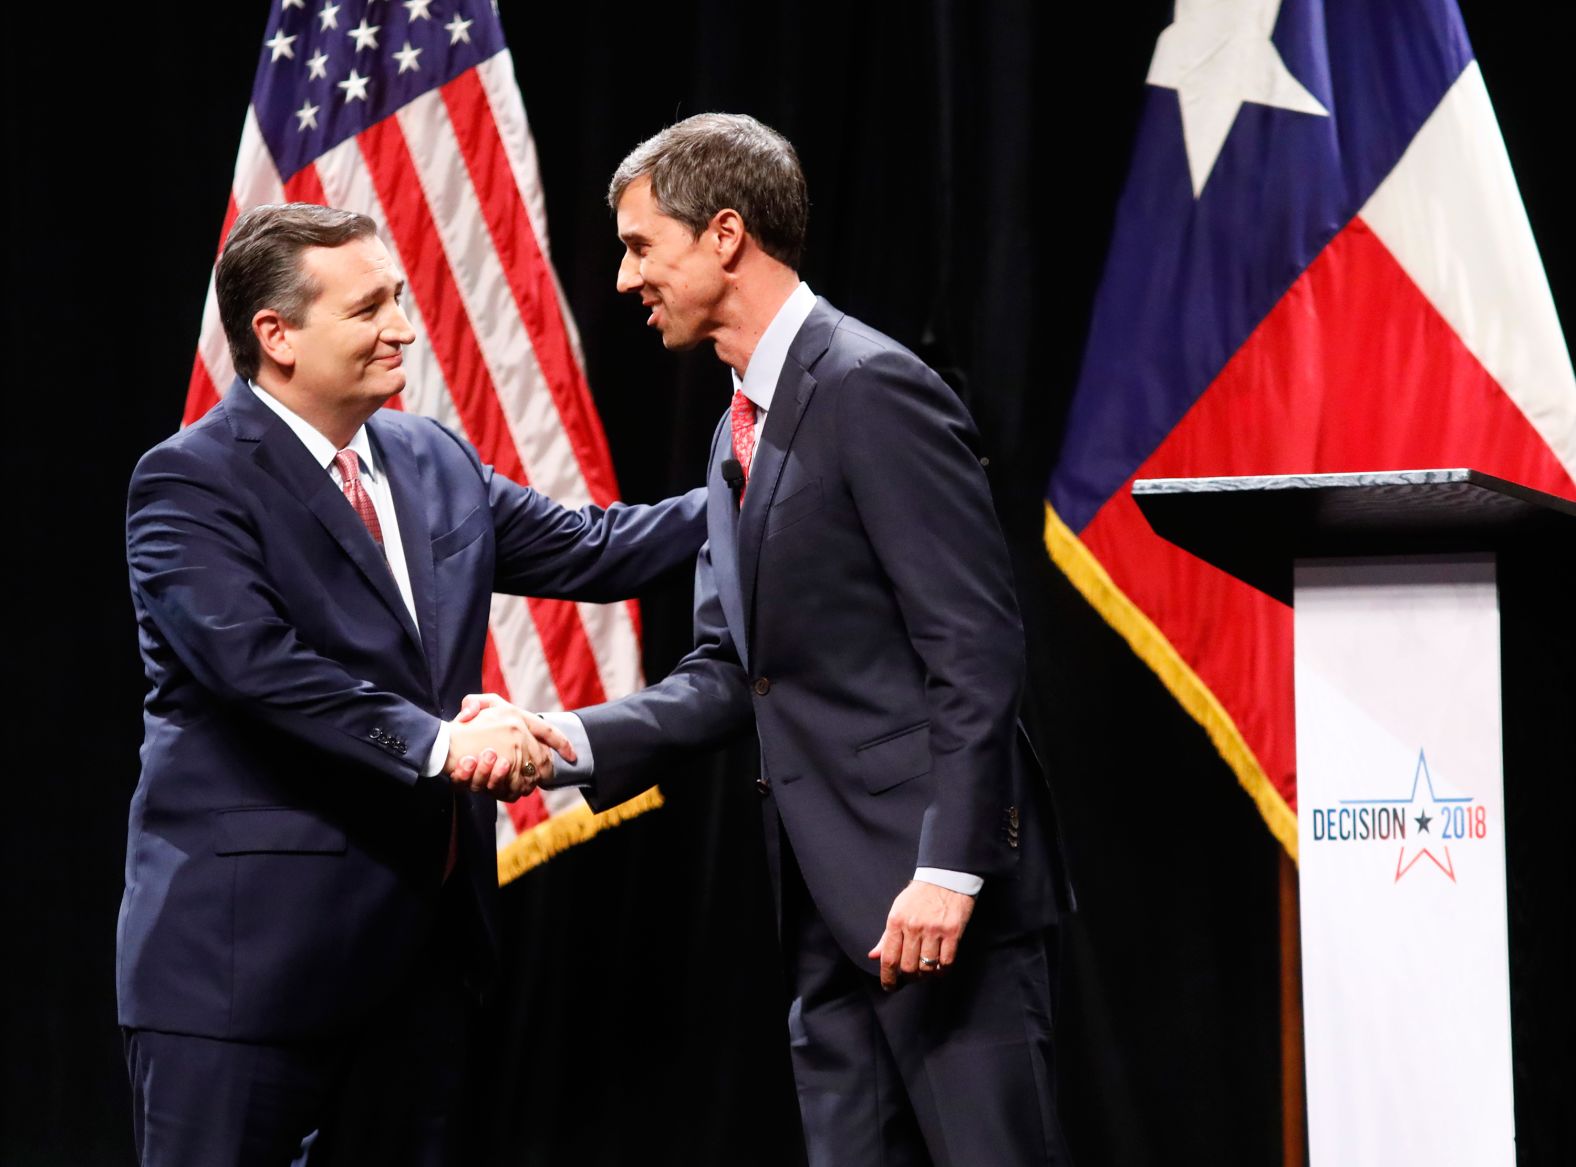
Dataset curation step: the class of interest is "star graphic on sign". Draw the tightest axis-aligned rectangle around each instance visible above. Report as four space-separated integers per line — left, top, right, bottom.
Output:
1415 809 1432 833
264 29 297 62
1146 0 1329 196
295 100 320 131
348 17 381 51
404 0 433 19
394 40 422 74
338 68 370 103
446 14 473 45
319 3 342 32
306 50 330 81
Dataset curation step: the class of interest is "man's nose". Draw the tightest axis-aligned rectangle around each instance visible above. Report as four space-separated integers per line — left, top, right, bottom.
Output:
385 302 416 345
615 253 641 294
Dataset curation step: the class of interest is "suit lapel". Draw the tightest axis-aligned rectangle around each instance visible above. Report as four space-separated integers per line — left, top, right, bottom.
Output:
227 383 425 657
705 416 750 668
736 301 837 641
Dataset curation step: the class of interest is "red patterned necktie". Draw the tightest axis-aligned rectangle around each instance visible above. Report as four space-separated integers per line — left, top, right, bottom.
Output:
334 449 385 549
730 389 756 499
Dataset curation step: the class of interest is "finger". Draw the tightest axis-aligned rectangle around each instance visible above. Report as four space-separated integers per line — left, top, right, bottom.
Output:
939 930 960 970
469 748 499 793
457 693 506 723
525 715 576 763
880 927 903 991
450 755 478 783
897 924 924 978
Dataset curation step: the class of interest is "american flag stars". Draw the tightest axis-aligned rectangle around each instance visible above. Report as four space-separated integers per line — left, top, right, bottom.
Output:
394 41 423 74
265 30 298 61
254 2 502 160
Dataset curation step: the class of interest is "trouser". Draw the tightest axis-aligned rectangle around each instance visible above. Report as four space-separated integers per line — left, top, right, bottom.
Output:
781 836 1073 1166
124 904 474 1166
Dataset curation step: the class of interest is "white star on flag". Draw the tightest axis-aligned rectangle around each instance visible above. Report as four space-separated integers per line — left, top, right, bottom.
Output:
264 30 297 62
394 41 422 74
319 3 342 32
1146 0 1329 196
281 0 305 10
306 50 330 81
445 15 473 45
404 0 433 20
337 68 370 103
348 18 381 52
294 100 319 131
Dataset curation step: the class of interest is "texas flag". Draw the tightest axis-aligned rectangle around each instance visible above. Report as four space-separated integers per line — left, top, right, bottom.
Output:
1046 0 1576 856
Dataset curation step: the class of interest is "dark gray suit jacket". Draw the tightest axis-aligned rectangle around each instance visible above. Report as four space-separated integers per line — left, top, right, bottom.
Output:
577 301 1070 964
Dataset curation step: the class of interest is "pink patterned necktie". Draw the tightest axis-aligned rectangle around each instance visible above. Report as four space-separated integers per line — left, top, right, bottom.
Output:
730 389 756 500
334 449 385 549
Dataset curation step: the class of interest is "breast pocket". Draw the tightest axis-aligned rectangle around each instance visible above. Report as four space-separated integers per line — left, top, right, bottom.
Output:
430 505 491 561
765 478 824 537
855 722 932 794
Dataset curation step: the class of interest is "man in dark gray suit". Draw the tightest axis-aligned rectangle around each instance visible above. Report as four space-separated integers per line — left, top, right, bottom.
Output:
481 113 1073 1164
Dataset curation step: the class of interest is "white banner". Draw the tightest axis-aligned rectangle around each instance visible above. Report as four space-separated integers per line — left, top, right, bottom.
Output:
1295 555 1515 1166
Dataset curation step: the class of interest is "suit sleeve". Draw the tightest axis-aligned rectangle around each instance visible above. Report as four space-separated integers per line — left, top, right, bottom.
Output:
835 347 1026 875
127 443 439 784
573 537 755 810
483 464 707 601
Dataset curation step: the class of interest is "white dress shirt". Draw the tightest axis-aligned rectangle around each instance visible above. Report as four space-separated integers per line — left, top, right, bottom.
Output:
250 383 449 776
552 285 981 898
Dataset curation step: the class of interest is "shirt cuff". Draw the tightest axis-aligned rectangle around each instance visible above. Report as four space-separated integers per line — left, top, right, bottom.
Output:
913 868 983 897
423 720 450 778
538 710 594 787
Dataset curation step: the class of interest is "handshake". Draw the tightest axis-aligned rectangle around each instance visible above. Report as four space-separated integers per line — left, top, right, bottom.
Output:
442 694 573 802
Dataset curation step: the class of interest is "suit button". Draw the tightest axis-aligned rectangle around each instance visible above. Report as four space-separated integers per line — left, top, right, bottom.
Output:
753 677 771 696
756 777 771 796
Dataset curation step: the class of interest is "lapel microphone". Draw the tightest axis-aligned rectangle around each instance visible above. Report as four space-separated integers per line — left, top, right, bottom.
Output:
721 458 745 506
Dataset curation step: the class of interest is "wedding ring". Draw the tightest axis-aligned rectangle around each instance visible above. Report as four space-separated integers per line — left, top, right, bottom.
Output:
522 760 538 779
919 956 939 969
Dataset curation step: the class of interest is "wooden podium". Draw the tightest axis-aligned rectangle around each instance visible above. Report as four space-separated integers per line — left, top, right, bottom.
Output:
1135 469 1574 1167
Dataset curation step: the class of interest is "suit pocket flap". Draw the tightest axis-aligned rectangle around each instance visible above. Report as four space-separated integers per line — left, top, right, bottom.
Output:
430 505 490 560
212 807 348 855
766 478 823 536
855 722 931 794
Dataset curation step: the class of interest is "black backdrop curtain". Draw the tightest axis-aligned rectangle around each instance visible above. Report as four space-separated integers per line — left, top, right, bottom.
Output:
3 2 1567 1164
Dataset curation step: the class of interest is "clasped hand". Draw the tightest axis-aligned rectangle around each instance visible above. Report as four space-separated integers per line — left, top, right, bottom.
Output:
443 694 575 802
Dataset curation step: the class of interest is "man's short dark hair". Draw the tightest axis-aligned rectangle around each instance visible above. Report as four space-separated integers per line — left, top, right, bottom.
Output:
216 203 379 381
608 113 808 269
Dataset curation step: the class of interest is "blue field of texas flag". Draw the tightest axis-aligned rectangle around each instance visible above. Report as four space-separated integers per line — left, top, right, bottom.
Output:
1046 0 1576 854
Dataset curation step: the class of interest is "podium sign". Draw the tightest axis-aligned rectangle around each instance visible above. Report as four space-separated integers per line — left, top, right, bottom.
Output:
1133 469 1576 1165
1295 556 1515 1166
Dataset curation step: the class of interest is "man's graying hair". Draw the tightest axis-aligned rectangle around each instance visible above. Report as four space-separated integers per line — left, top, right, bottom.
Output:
216 203 379 381
608 113 808 269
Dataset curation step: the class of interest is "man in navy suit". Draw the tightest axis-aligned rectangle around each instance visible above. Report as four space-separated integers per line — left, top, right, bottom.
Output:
521 114 1075 1165
120 202 706 1165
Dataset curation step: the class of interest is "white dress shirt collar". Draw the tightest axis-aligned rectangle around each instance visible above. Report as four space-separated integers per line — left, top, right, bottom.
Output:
730 281 817 413
249 381 379 480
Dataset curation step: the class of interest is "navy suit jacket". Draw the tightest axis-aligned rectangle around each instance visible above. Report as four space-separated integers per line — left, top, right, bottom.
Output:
577 301 1070 966
120 381 705 1042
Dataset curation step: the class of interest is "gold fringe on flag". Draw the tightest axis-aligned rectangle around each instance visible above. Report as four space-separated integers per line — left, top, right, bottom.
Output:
1043 502 1299 861
496 786 666 886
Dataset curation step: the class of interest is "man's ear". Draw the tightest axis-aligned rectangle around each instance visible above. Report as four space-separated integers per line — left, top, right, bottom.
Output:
712 208 746 268
253 309 295 371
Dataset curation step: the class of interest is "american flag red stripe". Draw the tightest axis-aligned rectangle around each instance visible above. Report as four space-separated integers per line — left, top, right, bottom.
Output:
186 2 660 881
440 70 620 509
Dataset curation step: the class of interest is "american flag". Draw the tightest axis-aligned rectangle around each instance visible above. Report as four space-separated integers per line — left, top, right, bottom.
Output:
1046 0 1576 857
186 0 661 884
